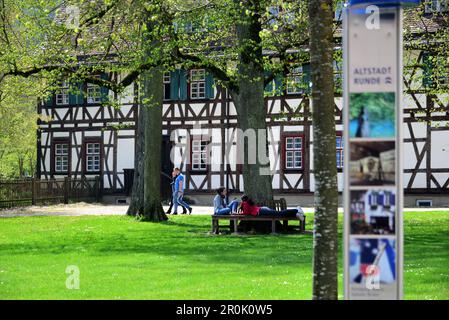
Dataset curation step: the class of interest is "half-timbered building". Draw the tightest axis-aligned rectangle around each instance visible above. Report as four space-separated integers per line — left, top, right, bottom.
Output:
37 4 449 206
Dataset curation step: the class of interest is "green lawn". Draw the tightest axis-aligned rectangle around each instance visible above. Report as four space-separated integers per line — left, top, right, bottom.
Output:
0 211 448 299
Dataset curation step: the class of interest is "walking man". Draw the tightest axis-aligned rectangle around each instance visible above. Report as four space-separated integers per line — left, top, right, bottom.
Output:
166 170 187 214
172 167 192 215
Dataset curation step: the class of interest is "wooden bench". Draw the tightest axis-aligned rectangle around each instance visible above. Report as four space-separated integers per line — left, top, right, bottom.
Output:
211 198 306 234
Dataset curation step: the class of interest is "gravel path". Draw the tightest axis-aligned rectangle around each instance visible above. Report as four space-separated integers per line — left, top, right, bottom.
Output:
0 203 446 218
0 203 215 217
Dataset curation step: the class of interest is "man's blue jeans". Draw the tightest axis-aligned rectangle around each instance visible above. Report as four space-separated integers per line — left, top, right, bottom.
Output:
173 191 191 214
215 199 239 215
258 207 297 217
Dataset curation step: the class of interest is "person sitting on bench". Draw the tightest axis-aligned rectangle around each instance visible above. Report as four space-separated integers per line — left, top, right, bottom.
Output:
213 187 239 215
239 195 303 218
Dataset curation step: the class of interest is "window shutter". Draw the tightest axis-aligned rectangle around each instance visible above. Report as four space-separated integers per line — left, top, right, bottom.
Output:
69 91 77 105
264 71 273 95
378 194 384 205
265 81 273 95
69 82 79 105
274 73 284 96
72 82 85 105
44 94 53 107
302 64 311 93
333 60 343 93
170 70 180 100
205 16 216 31
179 70 188 101
422 52 434 88
100 73 110 102
205 73 214 99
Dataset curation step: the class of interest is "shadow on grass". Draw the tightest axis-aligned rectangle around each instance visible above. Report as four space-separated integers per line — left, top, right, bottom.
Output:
0 216 314 267
2 214 447 275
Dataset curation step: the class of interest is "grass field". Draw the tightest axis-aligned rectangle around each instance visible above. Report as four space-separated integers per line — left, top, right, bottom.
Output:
0 211 448 299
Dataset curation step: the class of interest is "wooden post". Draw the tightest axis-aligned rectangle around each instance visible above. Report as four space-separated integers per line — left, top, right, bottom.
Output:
283 220 288 231
271 219 277 235
232 218 238 234
212 218 218 234
64 177 69 204
31 178 36 206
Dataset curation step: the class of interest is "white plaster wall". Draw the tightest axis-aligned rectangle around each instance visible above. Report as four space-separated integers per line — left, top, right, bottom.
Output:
117 138 135 172
431 130 449 168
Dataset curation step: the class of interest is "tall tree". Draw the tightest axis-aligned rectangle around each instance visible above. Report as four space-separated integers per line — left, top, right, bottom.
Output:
170 0 309 203
0 0 169 221
0 77 39 178
230 0 273 202
308 0 338 300
139 67 166 221
137 13 167 221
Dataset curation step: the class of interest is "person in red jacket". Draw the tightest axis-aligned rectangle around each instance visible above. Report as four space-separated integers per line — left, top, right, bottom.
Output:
238 195 303 217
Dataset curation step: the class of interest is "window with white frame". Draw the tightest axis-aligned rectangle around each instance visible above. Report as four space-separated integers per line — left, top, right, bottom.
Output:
54 142 69 172
190 69 206 99
268 6 280 25
163 72 171 100
185 21 206 34
85 142 101 172
287 66 303 94
191 140 208 171
185 22 194 33
87 76 101 104
336 135 344 169
425 0 448 13
56 81 69 106
284 136 302 169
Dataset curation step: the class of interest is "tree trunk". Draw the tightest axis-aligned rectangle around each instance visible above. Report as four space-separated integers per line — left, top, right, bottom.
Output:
140 66 167 222
309 0 339 300
127 15 167 222
234 87 273 204
18 156 24 178
233 0 273 204
126 100 145 216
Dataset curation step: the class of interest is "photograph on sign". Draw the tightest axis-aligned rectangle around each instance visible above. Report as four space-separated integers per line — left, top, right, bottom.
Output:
349 237 397 299
349 92 396 138
350 141 395 185
350 189 396 235
349 238 396 284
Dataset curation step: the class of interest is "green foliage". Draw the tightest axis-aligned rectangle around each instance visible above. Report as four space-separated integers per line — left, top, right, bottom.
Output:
403 2 449 97
0 77 40 179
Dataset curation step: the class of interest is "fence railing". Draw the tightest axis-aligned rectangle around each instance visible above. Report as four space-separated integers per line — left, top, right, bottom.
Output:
0 177 102 209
